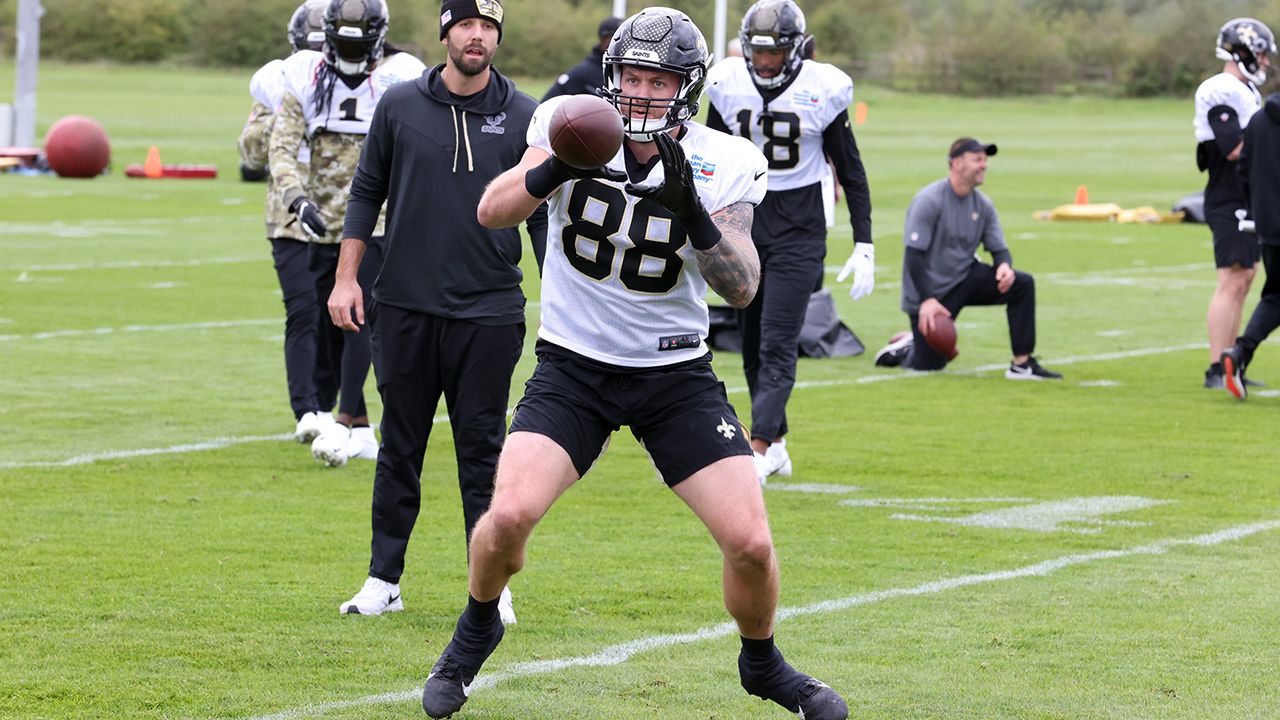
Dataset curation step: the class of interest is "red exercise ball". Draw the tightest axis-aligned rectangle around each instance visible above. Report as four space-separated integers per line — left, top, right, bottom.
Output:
44 115 111 178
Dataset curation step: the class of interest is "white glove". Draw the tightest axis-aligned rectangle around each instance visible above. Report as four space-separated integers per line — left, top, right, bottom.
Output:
836 242 875 300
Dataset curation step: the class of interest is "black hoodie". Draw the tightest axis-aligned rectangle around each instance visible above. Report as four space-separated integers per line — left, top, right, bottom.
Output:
344 64 546 324
1240 93 1280 245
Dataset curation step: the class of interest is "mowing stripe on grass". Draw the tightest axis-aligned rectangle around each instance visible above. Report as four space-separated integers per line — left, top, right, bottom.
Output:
2 255 263 272
243 518 1280 720
0 342 1211 469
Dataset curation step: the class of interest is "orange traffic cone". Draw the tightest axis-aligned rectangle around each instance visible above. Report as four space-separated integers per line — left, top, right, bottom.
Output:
144 146 162 179
854 101 868 126
1074 184 1089 205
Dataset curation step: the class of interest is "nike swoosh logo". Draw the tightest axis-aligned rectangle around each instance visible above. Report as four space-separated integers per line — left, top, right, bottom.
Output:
754 170 766 180
462 681 474 697
389 594 400 604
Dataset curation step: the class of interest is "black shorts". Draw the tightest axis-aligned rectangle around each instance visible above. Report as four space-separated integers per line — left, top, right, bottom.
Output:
1207 206 1260 268
508 343 753 487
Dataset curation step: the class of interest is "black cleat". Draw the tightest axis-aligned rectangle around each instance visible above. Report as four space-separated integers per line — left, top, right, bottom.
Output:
1221 347 1246 400
874 331 913 367
1204 363 1225 389
422 615 505 718
795 677 850 720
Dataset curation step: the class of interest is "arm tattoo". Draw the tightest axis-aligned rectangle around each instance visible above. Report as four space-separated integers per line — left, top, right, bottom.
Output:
696 201 760 308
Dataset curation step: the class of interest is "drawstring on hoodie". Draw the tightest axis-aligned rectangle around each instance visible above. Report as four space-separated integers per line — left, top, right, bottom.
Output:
449 106 476 173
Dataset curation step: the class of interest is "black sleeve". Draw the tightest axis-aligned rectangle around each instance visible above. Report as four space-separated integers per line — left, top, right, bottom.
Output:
1238 124 1254 207
905 246 931 299
706 104 730 134
525 201 548 275
992 249 1012 267
343 95 392 242
822 109 872 245
1208 105 1243 157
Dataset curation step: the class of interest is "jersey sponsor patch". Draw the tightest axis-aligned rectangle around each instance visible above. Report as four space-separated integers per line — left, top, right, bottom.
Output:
658 333 702 351
688 153 717 183
791 89 824 109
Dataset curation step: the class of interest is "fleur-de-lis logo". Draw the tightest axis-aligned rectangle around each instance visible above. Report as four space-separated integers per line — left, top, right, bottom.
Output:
716 418 736 440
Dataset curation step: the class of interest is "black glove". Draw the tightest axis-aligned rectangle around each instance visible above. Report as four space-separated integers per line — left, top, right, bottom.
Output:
239 163 269 182
525 155 627 198
625 132 721 250
288 196 327 239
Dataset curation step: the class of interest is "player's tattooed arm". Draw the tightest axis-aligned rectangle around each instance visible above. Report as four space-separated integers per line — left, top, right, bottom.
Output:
698 201 760 308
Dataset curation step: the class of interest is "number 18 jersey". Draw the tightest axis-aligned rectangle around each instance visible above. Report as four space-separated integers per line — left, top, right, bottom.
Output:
706 57 853 192
529 97 767 367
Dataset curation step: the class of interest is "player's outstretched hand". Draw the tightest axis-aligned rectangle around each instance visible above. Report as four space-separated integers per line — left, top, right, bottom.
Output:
625 132 704 219
289 196 328 239
525 155 626 198
836 242 875 300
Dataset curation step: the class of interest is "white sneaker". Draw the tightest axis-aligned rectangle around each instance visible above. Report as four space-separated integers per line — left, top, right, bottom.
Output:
345 426 379 461
498 585 518 626
294 411 333 443
340 576 403 616
311 424 351 467
753 451 775 486
767 439 792 477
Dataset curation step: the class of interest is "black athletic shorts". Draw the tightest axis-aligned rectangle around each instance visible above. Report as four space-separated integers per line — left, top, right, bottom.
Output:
1207 205 1260 268
508 341 753 487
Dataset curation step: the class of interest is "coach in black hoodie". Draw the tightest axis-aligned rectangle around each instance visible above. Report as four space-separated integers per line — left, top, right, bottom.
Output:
327 0 545 618
1222 93 1280 398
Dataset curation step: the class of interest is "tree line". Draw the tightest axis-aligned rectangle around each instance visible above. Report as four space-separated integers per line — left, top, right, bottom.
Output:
3 0 1280 96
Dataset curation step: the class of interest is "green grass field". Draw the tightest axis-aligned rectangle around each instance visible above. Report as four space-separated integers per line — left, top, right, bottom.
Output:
1 61 1278 720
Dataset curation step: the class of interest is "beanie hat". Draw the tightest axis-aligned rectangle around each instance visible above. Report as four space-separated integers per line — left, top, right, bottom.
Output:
440 0 504 43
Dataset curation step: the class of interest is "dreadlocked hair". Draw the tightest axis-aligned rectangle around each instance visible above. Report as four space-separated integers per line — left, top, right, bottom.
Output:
312 62 342 121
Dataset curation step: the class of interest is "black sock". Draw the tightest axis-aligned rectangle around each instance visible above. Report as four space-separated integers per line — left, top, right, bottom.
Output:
466 593 500 625
448 594 503 667
739 635 807 711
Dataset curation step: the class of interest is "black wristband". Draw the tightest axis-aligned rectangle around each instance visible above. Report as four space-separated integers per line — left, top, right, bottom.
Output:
525 158 570 199
683 208 721 251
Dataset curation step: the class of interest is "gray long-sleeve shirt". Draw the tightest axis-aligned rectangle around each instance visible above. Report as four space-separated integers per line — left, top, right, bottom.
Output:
900 178 1011 313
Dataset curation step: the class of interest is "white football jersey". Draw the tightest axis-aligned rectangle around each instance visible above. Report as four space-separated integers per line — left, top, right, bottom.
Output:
1194 72 1261 142
529 96 767 367
705 57 853 192
281 50 426 137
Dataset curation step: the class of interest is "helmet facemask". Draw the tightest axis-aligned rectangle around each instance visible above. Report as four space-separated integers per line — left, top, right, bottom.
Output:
323 0 388 77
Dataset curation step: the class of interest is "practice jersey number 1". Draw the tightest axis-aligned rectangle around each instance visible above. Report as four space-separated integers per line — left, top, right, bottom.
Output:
735 110 801 170
562 180 687 294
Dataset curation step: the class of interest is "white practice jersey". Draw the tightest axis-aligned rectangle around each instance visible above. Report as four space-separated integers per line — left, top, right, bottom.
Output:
250 58 311 164
529 96 768 367
281 50 426 137
705 57 853 192
1194 72 1261 142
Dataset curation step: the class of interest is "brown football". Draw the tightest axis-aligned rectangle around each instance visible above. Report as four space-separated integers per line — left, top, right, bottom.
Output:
548 95 624 169
924 314 959 360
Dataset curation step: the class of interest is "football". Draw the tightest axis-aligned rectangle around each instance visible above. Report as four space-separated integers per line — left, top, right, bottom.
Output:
924 314 959 360
548 95 624 169
44 115 111 178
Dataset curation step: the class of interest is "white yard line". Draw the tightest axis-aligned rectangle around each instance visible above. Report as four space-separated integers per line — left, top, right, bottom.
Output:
243 519 1280 720
0 342 1211 469
0 318 279 342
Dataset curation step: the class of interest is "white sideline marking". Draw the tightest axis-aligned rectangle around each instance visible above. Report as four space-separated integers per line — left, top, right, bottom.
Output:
243 519 1280 720
0 318 278 342
0 434 294 469
1 255 262 272
885 496 1172 534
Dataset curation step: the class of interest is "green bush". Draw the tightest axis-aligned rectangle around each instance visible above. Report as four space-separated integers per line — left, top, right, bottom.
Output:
41 0 189 62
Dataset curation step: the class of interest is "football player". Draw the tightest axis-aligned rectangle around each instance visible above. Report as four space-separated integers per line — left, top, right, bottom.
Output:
704 0 872 484
1195 17 1274 389
419 7 849 720
269 0 425 467
237 0 338 446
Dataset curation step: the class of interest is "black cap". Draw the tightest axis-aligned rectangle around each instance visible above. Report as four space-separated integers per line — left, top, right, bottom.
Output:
440 0 504 42
598 16 623 39
949 137 997 159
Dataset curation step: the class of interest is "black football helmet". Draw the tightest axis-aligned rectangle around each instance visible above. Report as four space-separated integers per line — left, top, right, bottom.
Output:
287 0 327 53
323 0 389 76
1216 17 1276 85
602 7 710 142
739 0 810 89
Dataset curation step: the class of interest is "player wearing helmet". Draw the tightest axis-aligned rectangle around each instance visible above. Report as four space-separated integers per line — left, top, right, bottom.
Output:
237 0 339 446
705 0 873 484
269 0 426 467
1196 17 1275 389
419 7 849 720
